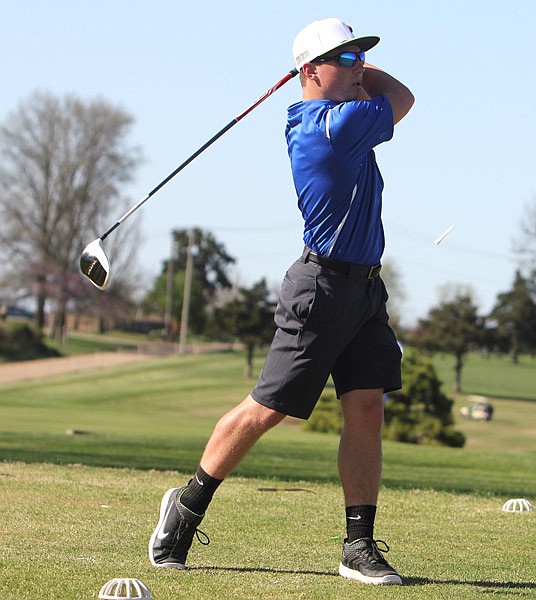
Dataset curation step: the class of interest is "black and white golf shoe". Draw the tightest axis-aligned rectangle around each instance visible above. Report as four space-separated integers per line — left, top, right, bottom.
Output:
149 487 209 569
338 538 402 585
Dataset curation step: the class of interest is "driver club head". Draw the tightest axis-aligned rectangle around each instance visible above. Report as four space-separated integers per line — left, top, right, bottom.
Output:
80 238 111 290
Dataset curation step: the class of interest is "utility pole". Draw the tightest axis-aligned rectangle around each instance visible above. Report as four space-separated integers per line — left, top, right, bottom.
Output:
178 229 195 354
164 235 176 340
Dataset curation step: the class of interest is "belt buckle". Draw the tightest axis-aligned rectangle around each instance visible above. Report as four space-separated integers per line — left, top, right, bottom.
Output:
367 265 380 279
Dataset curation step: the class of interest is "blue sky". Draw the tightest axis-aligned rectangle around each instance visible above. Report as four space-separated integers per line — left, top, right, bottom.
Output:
2 1 535 325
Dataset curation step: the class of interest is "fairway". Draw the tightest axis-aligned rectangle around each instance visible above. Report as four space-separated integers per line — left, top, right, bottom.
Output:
0 350 535 598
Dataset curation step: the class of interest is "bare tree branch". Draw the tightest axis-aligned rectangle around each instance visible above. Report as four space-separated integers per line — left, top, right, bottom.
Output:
0 91 143 333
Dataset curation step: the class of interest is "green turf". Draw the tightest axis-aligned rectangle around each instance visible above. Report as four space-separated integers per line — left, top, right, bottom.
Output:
432 352 536 402
1 462 534 600
0 350 535 598
46 331 139 356
0 352 534 497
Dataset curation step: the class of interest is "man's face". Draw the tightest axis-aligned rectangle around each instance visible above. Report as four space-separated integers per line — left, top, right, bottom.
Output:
306 45 365 102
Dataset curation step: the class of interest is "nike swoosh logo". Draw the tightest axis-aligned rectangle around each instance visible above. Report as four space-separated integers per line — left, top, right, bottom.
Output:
156 504 175 540
195 474 204 486
347 516 362 520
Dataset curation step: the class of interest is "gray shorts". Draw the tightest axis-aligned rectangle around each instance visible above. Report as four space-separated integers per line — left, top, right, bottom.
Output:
251 256 402 420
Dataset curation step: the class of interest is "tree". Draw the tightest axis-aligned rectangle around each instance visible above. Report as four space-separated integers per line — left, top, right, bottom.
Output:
487 270 536 363
513 196 536 278
205 278 276 378
379 258 405 331
144 228 235 336
305 349 465 448
383 349 465 447
411 288 483 393
0 91 142 336
0 321 61 361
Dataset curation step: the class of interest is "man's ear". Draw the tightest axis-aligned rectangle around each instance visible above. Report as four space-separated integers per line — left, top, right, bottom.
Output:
302 62 318 80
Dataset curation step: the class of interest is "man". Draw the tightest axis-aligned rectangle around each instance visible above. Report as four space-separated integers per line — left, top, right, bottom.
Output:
149 17 414 586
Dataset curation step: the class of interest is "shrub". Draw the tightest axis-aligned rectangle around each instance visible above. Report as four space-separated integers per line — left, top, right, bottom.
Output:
304 349 465 448
384 349 465 447
303 393 342 434
0 323 61 362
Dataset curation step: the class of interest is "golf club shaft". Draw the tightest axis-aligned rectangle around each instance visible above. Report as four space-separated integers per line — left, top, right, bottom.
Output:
100 68 299 242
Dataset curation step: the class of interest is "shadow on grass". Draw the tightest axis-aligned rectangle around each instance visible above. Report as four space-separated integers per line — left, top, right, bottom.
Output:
191 567 535 590
191 565 336 578
405 576 536 590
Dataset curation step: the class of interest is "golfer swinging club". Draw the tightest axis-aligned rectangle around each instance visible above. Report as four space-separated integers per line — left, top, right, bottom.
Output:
149 17 414 585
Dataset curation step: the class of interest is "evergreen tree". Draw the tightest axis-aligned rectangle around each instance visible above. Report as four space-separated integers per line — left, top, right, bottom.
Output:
143 228 235 336
411 292 483 392
205 278 275 378
487 270 536 363
383 350 465 447
305 350 465 448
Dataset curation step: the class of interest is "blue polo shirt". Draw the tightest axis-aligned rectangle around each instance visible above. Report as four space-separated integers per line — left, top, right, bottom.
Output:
286 94 393 265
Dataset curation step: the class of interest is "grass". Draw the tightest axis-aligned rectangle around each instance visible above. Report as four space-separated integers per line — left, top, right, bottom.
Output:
433 352 536 403
46 331 140 356
0 349 535 598
0 352 534 496
1 462 534 600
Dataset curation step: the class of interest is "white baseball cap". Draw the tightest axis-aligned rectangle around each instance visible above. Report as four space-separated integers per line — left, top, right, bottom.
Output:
292 18 380 70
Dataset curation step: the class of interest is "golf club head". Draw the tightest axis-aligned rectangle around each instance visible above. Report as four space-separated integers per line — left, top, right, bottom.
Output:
80 238 110 290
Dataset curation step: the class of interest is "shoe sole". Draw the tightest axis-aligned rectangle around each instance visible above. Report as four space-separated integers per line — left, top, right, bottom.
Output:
148 488 187 569
339 562 402 585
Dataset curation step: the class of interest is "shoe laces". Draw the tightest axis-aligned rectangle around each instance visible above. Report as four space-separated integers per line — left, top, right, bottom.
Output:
373 539 390 554
195 528 210 546
176 491 210 546
355 538 391 564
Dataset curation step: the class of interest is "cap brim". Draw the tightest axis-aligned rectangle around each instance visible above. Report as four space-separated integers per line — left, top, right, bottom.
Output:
319 35 380 58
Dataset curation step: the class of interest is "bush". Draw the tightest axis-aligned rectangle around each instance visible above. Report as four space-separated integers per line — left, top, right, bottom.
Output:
303 393 342 434
304 349 465 448
0 323 61 362
384 349 465 447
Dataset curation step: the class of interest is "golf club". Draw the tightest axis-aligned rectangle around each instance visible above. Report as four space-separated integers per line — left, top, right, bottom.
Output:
80 68 299 289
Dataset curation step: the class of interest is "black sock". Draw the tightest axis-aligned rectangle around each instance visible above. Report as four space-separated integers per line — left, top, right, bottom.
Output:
179 465 223 515
346 504 377 542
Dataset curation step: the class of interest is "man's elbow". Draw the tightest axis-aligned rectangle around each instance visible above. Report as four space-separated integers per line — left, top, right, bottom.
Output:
391 90 415 125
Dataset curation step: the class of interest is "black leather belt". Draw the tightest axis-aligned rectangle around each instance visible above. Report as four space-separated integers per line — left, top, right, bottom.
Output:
303 248 381 278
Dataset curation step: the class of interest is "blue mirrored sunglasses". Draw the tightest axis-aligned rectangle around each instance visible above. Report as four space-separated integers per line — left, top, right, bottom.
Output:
313 51 365 67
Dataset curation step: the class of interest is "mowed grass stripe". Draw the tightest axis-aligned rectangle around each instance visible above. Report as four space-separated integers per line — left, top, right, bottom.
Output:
0 350 534 497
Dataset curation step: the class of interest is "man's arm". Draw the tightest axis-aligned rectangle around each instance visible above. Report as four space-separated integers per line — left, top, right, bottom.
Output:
361 63 415 124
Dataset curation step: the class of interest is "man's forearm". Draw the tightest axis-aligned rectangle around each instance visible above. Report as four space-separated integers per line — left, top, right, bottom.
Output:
361 63 414 123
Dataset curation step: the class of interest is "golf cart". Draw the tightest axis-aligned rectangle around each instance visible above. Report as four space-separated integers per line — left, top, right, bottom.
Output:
460 400 494 421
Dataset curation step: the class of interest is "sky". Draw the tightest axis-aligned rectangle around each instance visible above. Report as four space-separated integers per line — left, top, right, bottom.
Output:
2 0 535 325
